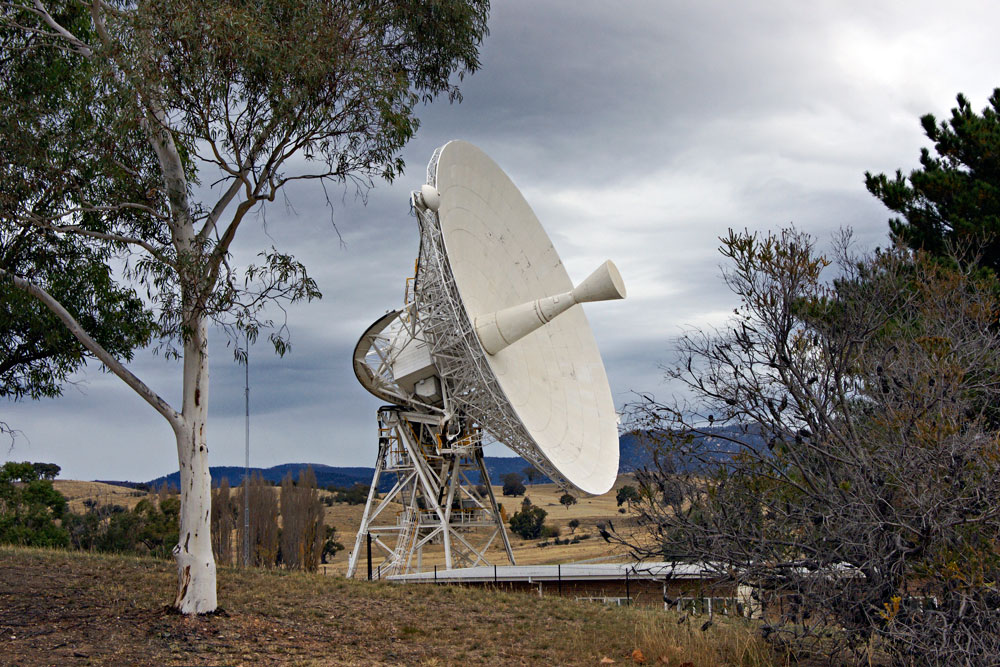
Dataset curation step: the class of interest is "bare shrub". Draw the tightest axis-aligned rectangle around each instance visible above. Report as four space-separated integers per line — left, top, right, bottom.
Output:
279 467 324 571
236 473 278 568
611 228 1000 664
210 478 236 565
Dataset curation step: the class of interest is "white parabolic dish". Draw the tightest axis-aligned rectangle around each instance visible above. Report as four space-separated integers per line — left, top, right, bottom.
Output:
432 141 621 495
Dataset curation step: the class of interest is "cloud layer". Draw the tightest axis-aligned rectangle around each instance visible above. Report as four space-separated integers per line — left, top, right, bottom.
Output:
7 1 1000 481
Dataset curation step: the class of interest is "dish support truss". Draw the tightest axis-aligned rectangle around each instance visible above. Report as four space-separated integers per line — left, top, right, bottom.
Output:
346 406 515 578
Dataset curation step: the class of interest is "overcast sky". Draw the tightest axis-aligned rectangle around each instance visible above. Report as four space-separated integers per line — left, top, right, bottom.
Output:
7 0 1000 482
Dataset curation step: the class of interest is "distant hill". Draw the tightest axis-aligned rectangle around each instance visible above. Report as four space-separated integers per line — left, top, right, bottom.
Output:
143 427 763 490
618 424 766 473
145 458 545 492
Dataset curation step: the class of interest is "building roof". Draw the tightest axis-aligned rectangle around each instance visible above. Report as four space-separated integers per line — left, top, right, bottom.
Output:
387 562 722 584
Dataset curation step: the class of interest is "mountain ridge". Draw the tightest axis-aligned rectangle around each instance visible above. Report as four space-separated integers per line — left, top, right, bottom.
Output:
139 426 762 491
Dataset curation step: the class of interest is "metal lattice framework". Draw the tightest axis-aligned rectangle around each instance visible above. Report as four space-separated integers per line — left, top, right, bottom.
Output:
345 406 513 578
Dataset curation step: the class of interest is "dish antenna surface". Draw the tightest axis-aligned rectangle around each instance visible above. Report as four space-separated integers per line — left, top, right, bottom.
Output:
347 141 625 578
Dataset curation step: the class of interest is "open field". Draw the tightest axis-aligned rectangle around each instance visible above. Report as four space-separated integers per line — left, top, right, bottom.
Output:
52 480 149 514
62 476 647 572
0 546 778 666
319 478 644 574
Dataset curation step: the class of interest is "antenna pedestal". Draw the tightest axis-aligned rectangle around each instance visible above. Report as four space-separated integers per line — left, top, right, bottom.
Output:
346 406 515 579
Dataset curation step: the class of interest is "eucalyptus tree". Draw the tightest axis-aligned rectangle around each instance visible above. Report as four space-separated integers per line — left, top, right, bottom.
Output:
0 0 489 613
1 5 154 401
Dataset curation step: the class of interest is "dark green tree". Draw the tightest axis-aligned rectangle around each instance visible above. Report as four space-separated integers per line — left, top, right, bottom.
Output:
132 495 180 558
615 484 639 509
30 463 61 480
331 483 370 505
508 503 547 540
1 4 155 401
866 90 1000 273
502 472 525 497
522 466 541 485
321 525 344 564
62 494 180 557
0 461 69 547
559 492 577 509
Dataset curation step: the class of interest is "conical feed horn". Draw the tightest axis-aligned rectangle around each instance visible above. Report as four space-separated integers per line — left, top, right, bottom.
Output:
474 260 626 355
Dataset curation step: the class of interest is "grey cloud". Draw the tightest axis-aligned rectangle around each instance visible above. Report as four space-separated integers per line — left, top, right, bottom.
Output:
7 1 1000 480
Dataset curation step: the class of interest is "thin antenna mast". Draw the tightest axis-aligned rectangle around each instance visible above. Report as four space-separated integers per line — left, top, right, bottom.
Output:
243 334 250 567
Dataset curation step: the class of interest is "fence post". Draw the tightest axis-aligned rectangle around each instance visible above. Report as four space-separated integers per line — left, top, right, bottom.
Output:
626 570 630 605
558 564 562 596
366 532 373 581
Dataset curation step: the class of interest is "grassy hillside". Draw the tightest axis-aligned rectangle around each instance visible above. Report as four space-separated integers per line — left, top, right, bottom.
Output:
53 480 149 514
59 477 649 571
0 546 777 666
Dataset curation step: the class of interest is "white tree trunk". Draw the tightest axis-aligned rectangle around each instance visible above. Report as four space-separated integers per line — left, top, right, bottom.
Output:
172 313 217 613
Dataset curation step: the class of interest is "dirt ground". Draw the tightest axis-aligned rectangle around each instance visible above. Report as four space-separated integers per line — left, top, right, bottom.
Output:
0 546 770 666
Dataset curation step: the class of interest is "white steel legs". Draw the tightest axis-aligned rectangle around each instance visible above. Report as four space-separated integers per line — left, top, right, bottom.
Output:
346 406 516 578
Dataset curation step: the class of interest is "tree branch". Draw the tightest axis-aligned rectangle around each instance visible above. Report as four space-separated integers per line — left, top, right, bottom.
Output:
1 268 181 430
28 0 93 56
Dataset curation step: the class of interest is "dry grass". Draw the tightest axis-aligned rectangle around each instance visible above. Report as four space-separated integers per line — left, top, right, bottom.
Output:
52 480 148 513
59 475 653 572
630 610 781 667
318 477 646 574
0 545 782 666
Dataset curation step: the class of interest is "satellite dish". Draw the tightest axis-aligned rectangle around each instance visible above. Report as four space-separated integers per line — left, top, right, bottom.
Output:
347 141 625 578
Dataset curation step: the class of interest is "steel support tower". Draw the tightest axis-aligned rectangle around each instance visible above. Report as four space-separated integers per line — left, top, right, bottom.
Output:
346 406 515 578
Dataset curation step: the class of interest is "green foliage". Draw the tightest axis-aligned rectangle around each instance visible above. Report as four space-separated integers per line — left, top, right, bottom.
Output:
0 461 69 547
0 4 155 400
866 89 1000 274
559 493 577 508
63 494 179 558
615 485 640 508
2 0 490 612
1 0 491 361
30 463 60 480
568 518 580 533
329 483 370 505
322 525 344 564
509 502 547 540
539 523 560 539
134 496 181 558
522 466 541 484
501 473 525 497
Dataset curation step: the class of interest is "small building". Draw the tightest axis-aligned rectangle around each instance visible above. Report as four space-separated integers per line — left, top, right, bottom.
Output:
388 562 754 616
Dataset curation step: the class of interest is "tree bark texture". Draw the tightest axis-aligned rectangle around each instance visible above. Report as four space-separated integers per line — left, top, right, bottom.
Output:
172 314 216 614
